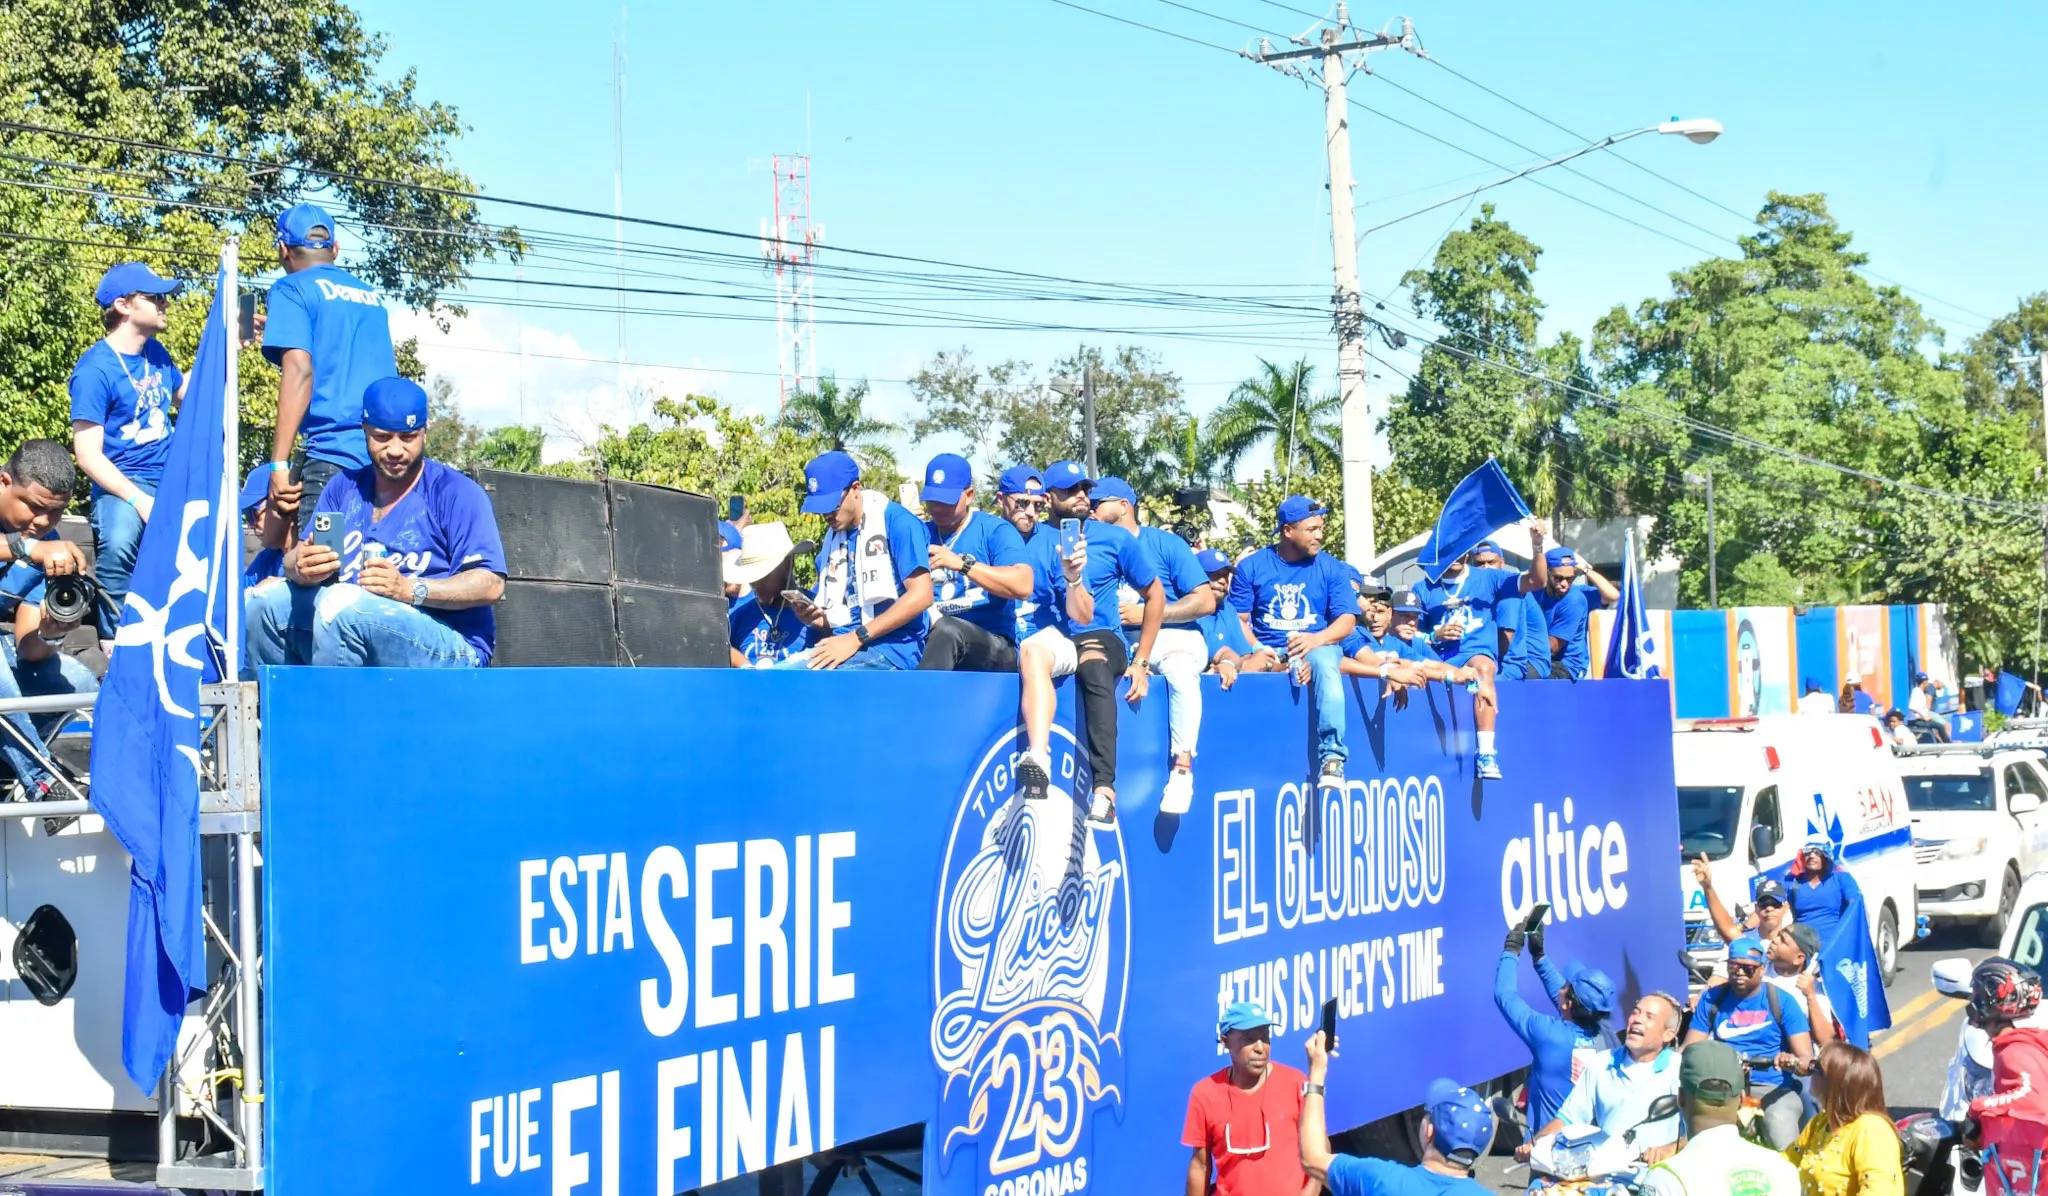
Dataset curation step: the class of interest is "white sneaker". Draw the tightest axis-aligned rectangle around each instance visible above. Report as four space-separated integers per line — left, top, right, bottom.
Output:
1161 768 1194 815
1086 791 1117 828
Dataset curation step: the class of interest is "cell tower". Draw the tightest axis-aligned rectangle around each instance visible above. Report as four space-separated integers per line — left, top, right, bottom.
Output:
761 155 822 411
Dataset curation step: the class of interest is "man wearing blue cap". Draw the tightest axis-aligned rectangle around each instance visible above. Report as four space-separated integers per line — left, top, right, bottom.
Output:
1337 573 1431 696
1092 476 1214 814
249 377 507 669
1413 524 1550 779
1534 546 1617 679
1194 548 1275 688
262 202 397 514
238 464 300 592
787 449 932 670
917 452 1034 673
68 262 188 641
1683 932 1815 1148
993 464 1060 643
1183 1000 1311 1196
1496 908 1621 1141
1301 1031 1492 1196
1229 496 1356 789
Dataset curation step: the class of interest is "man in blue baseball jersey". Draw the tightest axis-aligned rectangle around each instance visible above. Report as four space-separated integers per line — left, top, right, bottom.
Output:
1338 572 1430 696
1194 548 1278 688
1413 524 1549 780
261 203 398 513
247 377 507 670
1535 546 1618 679
1092 476 1215 815
918 452 1034 674
1229 496 1357 789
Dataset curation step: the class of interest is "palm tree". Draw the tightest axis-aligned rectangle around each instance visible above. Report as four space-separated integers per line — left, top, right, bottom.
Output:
780 375 899 470
1205 358 1342 484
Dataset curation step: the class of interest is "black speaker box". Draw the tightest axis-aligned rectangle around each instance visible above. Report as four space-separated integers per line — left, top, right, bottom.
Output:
607 479 720 594
474 469 613 584
614 583 730 668
492 580 618 667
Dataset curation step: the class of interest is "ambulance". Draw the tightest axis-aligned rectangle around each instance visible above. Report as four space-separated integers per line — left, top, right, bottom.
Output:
1675 714 1917 984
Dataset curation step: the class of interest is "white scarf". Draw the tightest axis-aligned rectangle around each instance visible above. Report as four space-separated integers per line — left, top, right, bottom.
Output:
815 489 902 629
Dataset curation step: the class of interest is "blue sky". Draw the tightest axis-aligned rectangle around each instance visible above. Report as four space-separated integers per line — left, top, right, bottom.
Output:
348 0 2048 464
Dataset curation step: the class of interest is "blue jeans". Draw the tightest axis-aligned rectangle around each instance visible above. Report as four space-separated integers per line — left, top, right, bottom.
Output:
770 642 903 671
245 582 480 670
90 478 157 641
0 633 98 789
1307 643 1346 764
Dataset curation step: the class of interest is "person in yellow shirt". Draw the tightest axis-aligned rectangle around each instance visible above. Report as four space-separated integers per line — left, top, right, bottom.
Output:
1786 1043 1903 1196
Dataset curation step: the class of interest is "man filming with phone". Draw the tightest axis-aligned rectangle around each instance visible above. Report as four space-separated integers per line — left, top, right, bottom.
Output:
245 378 506 670
1496 904 1622 1145
0 439 98 801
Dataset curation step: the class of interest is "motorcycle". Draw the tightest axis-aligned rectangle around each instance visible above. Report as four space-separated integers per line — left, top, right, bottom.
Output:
1897 1112 1958 1196
1525 1095 1682 1195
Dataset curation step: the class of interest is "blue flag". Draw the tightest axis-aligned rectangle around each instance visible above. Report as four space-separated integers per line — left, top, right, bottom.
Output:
1416 459 1532 582
1601 535 1660 680
1949 711 1984 743
1997 671 2030 717
1817 890 1892 1049
88 262 238 1091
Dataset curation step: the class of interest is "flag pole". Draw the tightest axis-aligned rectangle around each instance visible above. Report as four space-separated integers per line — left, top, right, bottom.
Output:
222 237 240 666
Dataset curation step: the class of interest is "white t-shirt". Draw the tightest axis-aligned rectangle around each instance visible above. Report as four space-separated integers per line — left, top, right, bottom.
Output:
1764 969 1833 1033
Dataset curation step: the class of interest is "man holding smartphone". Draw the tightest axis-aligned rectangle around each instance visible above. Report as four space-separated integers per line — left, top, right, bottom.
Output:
918 452 1034 673
1182 1002 1316 1196
784 450 933 671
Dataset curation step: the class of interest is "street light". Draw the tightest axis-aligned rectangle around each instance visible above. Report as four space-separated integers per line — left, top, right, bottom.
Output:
1357 117 1725 238
1684 469 1717 608
1048 368 1098 479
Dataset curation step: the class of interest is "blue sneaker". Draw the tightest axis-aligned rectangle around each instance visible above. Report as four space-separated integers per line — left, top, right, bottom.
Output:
1476 753 1503 781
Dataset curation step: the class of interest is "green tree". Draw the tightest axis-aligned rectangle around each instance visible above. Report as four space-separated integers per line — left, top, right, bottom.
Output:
1214 469 1437 562
422 377 481 468
1205 358 1341 484
781 375 898 472
0 0 517 458
908 348 1039 480
475 424 546 473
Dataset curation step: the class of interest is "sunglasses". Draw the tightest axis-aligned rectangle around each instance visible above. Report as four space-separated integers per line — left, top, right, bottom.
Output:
1728 961 1763 976
1223 1117 1270 1156
1010 497 1048 511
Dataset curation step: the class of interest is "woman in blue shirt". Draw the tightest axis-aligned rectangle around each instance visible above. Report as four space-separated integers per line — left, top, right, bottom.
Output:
1791 836 1863 952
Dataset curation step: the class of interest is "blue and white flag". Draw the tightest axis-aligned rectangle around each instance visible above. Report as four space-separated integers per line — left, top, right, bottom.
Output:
1601 535 1660 680
1997 671 2031 717
1819 890 1893 1049
1416 459 1532 582
88 257 239 1091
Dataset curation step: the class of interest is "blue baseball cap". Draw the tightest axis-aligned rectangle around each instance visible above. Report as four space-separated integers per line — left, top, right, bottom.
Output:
238 464 276 514
94 262 184 308
1801 834 1836 862
1196 548 1232 574
1423 1079 1495 1162
1563 963 1616 1016
1043 460 1093 492
802 450 862 515
1216 1000 1281 1036
1728 934 1767 964
921 452 973 504
276 202 338 249
1473 539 1503 557
997 465 1044 496
361 376 429 432
718 521 743 555
1275 495 1326 531
1545 546 1578 568
1092 476 1138 508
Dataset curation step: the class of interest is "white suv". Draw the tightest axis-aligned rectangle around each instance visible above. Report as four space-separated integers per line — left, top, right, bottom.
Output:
1900 744 2048 946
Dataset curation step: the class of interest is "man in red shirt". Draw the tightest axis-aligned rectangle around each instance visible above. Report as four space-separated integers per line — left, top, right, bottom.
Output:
1184 1001 1321 1196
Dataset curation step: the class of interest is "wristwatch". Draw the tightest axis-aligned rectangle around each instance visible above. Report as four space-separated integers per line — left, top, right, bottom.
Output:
4 532 26 563
959 553 978 577
1301 1081 1325 1098
1134 657 1152 674
409 580 429 607
855 625 873 647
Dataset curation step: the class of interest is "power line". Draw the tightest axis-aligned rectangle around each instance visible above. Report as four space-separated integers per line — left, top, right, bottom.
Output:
1037 0 1238 52
1148 0 1285 37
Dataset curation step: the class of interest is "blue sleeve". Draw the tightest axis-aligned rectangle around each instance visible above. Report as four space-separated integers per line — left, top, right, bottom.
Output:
261 276 312 365
884 503 930 584
1119 529 1158 591
1495 953 1545 1045
1780 989 1812 1036
1321 559 1355 624
1220 607 1253 655
441 474 508 575
986 519 1027 567
1533 955 1570 1009
148 341 183 397
1165 537 1207 598
727 601 755 651
1324 1155 1389 1196
67 351 110 423
1228 559 1256 613
1688 989 1718 1033
1836 869 1863 915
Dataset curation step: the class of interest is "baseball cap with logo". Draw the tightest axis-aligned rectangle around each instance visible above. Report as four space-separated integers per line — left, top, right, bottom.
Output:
1423 1079 1495 1164
1092 476 1138 508
1391 589 1424 614
1679 1040 1746 1106
1545 546 1579 568
275 202 338 250
921 452 973 505
1784 922 1822 963
1728 934 1766 964
1197 547 1233 575
1216 1000 1281 1037
1356 571 1392 600
1043 460 1093 492
1275 495 1327 531
238 464 277 515
94 262 184 308
361 377 430 432
801 450 861 515
997 465 1044 496
1753 878 1789 908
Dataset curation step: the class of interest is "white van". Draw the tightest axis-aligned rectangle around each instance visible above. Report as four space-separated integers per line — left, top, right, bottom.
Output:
1676 714 1917 984
1898 743 2048 945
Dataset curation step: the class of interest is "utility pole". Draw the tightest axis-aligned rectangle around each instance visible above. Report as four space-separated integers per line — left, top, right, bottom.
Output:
1684 469 1717 607
1248 8 1422 567
1082 364 1098 480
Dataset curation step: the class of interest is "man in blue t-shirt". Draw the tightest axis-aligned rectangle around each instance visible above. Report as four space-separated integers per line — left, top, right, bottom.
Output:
1229 496 1357 788
70 262 189 640
1193 548 1271 689
261 203 398 514
1301 1028 1494 1196
237 463 299 596
245 378 508 670
917 452 1034 674
1092 476 1214 815
1535 546 1618 679
724 522 813 668
785 450 933 671
1414 527 1549 781
1682 934 1815 1148
1339 572 1431 697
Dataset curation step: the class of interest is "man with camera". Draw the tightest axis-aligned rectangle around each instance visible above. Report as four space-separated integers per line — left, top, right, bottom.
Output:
0 440 98 800
245 378 506 669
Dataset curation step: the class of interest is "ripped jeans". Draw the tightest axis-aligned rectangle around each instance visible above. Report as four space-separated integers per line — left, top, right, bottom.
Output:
243 581 480 673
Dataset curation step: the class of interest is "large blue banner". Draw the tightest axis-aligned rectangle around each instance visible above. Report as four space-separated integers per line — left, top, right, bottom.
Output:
261 669 1680 1195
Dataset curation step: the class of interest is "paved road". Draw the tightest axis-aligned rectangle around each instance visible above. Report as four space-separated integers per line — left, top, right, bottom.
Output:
1471 928 1992 1191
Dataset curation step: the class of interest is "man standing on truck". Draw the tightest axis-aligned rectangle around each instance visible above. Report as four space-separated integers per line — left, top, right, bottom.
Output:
1496 910 1618 1138
1298 1031 1491 1196
1682 935 1815 1148
1182 1002 1314 1196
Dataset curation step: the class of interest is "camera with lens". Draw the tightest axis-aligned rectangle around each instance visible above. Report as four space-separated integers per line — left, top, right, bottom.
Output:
41 572 101 628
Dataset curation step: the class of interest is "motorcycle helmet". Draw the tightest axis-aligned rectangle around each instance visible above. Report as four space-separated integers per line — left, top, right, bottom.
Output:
1967 957 2043 1028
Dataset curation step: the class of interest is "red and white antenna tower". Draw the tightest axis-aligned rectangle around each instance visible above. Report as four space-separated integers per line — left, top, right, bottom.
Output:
761 155 822 412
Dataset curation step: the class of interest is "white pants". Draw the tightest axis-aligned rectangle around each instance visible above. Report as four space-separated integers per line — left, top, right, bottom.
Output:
1021 626 1078 678
1151 626 1208 758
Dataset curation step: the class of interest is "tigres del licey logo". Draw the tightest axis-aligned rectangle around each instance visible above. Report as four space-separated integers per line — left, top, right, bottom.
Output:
930 724 1127 1195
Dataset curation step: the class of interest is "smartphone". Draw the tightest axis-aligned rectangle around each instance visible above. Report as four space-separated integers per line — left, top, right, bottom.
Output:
727 495 745 521
1524 901 1552 933
1058 518 1082 559
237 293 258 344
780 589 814 609
288 459 305 485
1319 998 1338 1051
